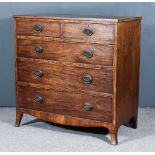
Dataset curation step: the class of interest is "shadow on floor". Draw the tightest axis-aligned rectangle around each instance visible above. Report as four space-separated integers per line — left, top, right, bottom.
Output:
22 118 111 144
22 118 109 134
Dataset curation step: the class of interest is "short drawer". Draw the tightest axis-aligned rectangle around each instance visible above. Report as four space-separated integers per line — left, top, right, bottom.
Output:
16 21 60 37
17 39 114 66
17 85 112 122
17 59 113 94
63 23 115 42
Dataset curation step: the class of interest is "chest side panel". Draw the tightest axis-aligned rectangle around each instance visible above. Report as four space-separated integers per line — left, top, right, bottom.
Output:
116 20 141 126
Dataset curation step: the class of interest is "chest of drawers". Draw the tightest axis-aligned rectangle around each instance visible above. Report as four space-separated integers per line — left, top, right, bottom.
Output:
14 15 141 145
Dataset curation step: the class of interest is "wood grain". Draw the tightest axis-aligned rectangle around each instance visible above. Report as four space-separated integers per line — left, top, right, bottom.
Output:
17 82 113 98
17 58 113 94
14 15 142 23
17 39 114 66
63 23 115 42
16 21 61 37
116 20 141 127
17 85 112 122
16 108 114 128
16 35 115 45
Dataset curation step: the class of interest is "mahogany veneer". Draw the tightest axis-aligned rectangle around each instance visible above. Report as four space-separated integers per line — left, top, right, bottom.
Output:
14 15 141 145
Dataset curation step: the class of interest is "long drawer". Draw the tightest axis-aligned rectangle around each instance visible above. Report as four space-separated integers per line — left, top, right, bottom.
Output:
17 85 112 122
17 39 114 66
17 58 113 94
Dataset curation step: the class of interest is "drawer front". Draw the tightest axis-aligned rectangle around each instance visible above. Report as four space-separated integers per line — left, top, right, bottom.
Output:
17 85 112 122
17 39 114 66
63 23 115 42
16 21 60 37
17 60 113 94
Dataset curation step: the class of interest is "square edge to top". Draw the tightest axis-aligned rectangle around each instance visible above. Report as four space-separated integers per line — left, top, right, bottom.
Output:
13 15 142 23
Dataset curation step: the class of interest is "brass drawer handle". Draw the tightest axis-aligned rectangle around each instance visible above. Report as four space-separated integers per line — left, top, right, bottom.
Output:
83 50 93 58
83 74 93 84
34 24 42 33
34 46 43 53
83 28 93 36
34 95 43 104
34 69 43 77
83 103 93 111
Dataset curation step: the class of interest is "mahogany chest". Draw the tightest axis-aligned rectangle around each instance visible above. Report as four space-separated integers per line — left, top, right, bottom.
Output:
14 15 141 145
